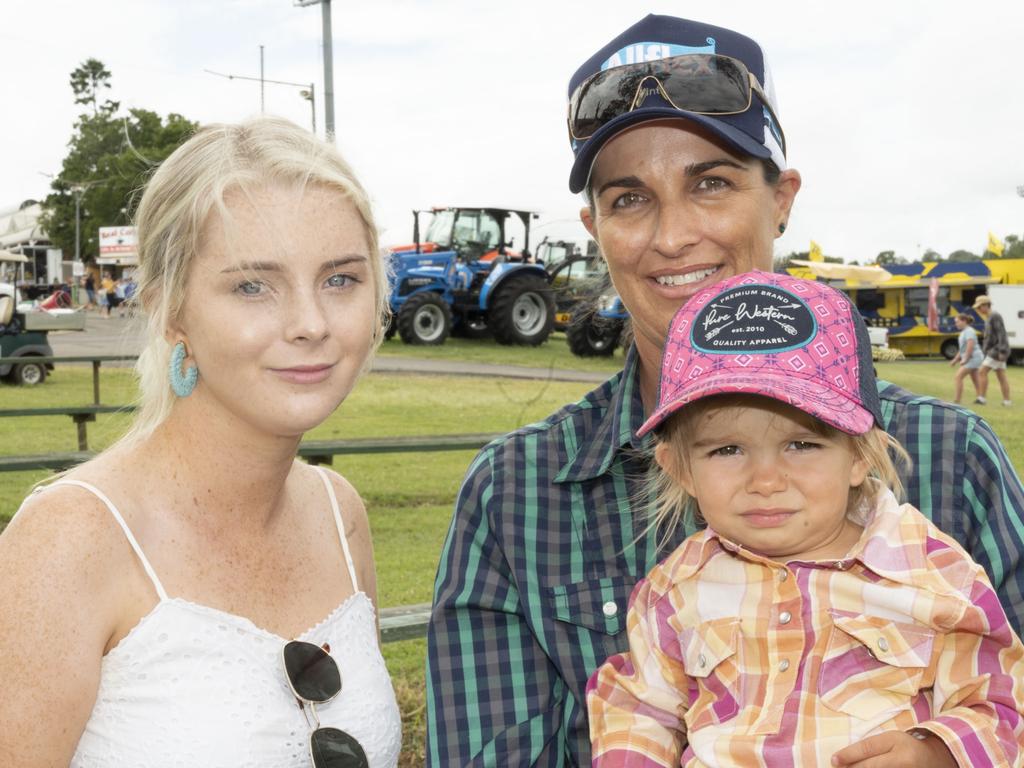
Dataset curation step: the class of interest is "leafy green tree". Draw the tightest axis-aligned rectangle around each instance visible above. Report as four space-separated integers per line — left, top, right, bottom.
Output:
42 61 197 263
948 249 982 262
875 250 907 265
1004 234 1024 260
69 58 119 117
922 248 943 262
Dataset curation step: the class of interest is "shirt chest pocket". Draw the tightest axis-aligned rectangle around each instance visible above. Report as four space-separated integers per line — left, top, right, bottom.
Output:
818 612 937 722
547 574 638 636
679 617 743 730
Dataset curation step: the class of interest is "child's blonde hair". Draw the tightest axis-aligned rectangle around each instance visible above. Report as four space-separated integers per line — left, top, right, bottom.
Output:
649 394 911 546
124 116 390 446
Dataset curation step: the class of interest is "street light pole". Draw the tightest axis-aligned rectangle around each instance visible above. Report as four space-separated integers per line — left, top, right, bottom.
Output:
300 83 316 134
70 183 85 265
294 0 336 141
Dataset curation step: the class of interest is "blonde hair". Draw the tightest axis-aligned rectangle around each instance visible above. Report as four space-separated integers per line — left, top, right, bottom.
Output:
649 395 911 547
124 116 390 445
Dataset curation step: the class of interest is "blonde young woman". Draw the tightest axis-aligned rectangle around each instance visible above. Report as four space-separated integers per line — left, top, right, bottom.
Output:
0 117 401 768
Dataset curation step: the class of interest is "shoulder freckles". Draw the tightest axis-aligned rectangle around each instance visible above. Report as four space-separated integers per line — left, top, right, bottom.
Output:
310 465 369 527
0 485 132 619
4 484 129 563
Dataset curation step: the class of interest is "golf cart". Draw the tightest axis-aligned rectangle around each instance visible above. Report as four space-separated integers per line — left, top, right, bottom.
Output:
0 282 85 385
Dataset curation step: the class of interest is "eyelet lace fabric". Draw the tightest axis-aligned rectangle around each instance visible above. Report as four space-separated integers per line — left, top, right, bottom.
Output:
30 470 401 768
70 593 401 767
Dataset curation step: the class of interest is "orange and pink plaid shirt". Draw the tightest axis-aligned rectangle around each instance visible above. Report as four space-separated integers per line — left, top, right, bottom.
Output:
587 488 1024 767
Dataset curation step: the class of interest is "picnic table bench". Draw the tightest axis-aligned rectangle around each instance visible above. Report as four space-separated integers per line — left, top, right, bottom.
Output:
0 427 502 475
379 602 432 643
0 405 137 451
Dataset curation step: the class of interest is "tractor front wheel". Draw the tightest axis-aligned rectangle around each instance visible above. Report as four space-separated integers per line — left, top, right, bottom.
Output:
489 274 554 346
397 293 452 345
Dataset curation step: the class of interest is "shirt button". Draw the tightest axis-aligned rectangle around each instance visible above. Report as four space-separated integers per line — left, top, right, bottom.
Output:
698 654 707 669
602 601 618 617
778 611 792 625
834 561 846 570
779 659 790 672
778 570 789 581
877 637 890 653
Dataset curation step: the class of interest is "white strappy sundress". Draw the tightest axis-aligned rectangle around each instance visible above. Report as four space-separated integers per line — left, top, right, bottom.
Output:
26 467 401 768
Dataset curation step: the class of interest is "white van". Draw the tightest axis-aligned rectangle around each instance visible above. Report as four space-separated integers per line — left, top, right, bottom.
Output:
984 284 1024 364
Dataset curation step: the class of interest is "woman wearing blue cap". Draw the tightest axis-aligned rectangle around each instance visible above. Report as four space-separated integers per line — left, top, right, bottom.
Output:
426 15 1024 767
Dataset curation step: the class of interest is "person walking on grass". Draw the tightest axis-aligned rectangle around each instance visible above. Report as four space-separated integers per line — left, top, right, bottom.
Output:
974 295 1012 406
949 312 983 404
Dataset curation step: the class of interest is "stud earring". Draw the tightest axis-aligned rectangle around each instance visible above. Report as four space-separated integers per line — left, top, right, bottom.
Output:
778 222 787 234
169 341 198 397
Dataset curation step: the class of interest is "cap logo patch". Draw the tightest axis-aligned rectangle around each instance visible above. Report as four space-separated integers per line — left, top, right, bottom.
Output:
691 284 816 353
601 37 716 70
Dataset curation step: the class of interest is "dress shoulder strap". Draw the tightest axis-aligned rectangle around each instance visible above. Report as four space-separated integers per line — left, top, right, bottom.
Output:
34 480 169 601
311 466 359 593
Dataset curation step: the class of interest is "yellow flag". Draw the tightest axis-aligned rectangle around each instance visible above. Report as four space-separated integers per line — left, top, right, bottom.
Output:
809 240 823 262
988 232 1005 257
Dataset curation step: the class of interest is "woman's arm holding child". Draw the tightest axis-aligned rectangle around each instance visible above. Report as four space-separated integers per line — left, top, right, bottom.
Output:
586 577 691 768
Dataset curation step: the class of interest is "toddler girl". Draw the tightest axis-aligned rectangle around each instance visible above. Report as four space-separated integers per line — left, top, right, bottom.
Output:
587 271 1024 767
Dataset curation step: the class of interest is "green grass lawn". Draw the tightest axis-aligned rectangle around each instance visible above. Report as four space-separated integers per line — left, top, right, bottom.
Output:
377 330 627 374
2 356 1023 766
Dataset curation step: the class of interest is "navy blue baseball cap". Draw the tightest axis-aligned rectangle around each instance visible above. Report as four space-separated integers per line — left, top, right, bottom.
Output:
567 15 787 194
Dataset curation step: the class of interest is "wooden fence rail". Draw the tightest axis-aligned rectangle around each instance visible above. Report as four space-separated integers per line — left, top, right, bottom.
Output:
0 355 137 405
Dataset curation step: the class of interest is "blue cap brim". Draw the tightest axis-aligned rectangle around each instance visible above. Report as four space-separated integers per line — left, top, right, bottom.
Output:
568 108 772 194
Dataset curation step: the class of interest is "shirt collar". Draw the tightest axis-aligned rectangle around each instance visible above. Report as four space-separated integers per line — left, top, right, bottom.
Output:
555 345 651 483
688 487 951 593
846 486 949 591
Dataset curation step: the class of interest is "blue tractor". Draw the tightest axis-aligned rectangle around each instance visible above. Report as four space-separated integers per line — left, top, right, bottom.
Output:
387 207 555 346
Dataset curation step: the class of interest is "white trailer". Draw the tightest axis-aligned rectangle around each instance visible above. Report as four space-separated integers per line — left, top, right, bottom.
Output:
985 284 1024 364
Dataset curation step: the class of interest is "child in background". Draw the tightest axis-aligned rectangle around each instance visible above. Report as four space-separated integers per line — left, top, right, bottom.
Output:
587 271 1024 768
949 313 983 404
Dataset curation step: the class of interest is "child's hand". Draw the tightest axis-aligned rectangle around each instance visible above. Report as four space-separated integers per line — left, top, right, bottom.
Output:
831 730 957 767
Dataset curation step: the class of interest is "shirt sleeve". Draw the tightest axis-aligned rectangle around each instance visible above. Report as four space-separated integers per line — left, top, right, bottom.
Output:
587 577 689 768
913 563 1024 767
425 448 566 767
960 417 1024 635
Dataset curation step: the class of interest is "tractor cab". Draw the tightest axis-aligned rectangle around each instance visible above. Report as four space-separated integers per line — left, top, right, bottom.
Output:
414 207 535 263
386 207 554 346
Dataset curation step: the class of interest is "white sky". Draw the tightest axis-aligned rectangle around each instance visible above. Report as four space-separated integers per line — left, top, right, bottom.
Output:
3 0 1023 262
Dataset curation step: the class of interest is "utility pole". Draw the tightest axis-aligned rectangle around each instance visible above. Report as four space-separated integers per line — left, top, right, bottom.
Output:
259 45 265 112
294 0 336 140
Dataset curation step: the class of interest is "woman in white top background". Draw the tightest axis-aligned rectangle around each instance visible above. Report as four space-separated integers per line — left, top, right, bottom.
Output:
0 117 401 767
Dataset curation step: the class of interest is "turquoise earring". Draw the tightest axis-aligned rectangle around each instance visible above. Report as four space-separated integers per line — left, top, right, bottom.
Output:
779 222 787 234
169 341 198 397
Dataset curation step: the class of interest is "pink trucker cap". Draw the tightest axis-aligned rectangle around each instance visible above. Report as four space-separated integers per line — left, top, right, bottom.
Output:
637 270 883 437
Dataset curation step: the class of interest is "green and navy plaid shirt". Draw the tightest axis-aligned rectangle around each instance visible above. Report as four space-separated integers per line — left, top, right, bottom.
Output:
426 347 1024 767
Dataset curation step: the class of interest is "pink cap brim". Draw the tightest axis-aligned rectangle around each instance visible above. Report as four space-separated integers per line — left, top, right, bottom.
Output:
637 371 875 438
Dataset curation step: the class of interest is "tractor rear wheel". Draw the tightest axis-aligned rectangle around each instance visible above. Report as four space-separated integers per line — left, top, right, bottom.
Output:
567 311 622 357
397 292 452 345
489 274 554 346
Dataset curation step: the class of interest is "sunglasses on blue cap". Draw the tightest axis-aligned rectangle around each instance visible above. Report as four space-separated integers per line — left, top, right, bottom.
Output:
567 52 785 153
